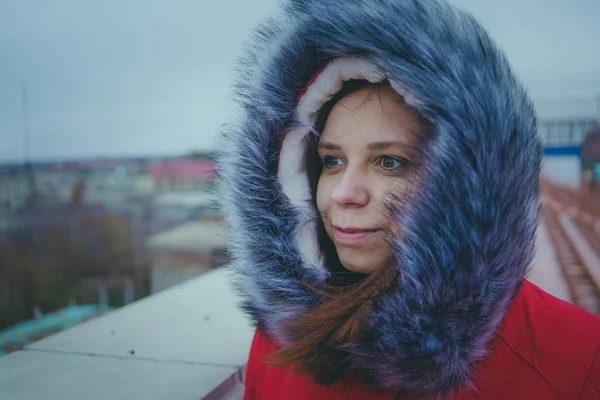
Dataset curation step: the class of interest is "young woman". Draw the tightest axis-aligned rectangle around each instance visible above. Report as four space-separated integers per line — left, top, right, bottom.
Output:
217 0 600 398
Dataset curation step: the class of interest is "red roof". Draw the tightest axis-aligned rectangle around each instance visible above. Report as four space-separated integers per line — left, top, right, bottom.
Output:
149 159 215 180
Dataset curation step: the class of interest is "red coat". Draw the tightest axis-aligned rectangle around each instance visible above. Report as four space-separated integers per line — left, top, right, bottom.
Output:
244 281 600 400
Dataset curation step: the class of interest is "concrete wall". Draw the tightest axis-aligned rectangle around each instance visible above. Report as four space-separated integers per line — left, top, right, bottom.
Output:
0 268 254 400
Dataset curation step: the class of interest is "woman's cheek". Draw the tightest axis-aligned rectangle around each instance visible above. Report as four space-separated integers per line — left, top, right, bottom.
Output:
316 175 332 214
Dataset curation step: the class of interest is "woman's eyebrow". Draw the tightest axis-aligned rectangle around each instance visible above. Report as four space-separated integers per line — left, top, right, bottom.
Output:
366 141 406 150
317 140 341 150
318 140 409 151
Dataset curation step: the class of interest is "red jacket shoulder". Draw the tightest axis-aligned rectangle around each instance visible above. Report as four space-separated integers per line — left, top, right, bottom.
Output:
244 329 396 400
498 280 600 399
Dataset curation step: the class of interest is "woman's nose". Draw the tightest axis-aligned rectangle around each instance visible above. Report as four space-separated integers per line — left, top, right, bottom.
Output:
330 168 369 207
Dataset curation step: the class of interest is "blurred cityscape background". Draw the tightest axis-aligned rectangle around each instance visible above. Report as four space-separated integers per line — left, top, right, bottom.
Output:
0 0 599 377
0 153 225 353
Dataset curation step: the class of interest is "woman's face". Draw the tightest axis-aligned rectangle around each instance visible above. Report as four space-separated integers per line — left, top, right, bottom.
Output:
316 82 420 274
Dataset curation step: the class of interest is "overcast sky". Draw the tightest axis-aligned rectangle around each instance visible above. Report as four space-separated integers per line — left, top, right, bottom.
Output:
1 0 599 163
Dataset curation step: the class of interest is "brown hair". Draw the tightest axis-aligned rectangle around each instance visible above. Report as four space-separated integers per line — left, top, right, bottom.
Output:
269 79 432 385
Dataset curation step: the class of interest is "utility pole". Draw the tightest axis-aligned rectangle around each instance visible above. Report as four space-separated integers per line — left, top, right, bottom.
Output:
21 84 37 203
21 84 30 165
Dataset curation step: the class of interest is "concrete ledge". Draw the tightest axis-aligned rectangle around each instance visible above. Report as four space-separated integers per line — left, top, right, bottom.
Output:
0 268 254 400
0 350 238 400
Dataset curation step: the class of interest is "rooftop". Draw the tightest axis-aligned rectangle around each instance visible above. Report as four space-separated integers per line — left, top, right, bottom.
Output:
149 160 215 181
146 219 227 254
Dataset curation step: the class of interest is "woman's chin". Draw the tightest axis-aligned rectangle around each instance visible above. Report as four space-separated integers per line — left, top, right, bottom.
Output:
337 251 385 275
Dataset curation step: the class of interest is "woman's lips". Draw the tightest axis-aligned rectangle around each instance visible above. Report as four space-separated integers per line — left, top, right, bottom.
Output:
333 226 381 246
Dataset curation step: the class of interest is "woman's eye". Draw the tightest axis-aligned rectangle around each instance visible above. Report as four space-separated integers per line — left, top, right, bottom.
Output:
378 156 406 171
322 155 344 169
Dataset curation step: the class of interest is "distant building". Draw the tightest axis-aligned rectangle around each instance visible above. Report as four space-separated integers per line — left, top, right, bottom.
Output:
149 159 216 191
147 191 219 235
540 118 598 187
0 167 34 216
145 220 228 294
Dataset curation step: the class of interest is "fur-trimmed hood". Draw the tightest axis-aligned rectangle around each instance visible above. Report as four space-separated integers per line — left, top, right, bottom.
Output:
217 0 542 396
